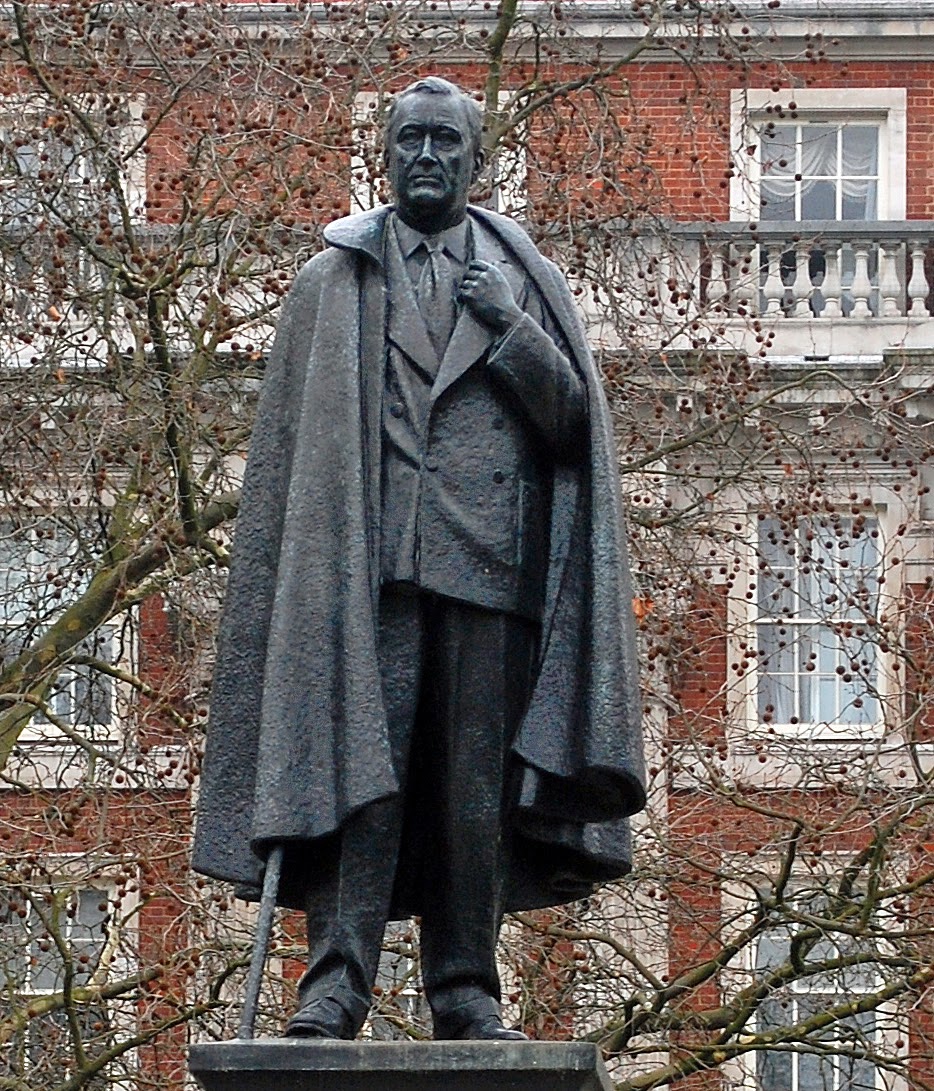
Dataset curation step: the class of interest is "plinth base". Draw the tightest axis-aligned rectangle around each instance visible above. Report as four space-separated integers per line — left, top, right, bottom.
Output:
188 1039 613 1091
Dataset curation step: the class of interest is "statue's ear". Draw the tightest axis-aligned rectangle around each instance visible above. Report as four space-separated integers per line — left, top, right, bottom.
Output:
471 146 486 186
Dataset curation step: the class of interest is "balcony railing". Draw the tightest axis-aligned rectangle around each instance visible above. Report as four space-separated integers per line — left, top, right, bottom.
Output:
670 220 934 322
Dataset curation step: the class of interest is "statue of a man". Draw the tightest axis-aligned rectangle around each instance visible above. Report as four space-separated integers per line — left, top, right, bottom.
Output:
192 77 645 1042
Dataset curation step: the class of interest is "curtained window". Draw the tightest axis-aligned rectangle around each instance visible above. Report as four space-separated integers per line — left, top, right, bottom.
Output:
755 516 881 731
759 122 880 223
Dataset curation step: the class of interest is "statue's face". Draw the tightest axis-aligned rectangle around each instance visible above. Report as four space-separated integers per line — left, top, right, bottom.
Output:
386 94 482 232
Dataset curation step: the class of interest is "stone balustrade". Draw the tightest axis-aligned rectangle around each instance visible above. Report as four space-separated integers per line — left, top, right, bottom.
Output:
669 220 934 322
577 220 934 357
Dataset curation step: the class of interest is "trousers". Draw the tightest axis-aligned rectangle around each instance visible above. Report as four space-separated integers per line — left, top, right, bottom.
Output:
297 587 539 1025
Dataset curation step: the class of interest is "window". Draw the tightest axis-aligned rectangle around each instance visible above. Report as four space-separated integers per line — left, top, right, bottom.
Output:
731 89 906 317
731 89 906 222
753 894 888 1091
0 122 97 223
0 97 144 334
0 882 118 1086
34 628 115 737
755 516 882 733
0 516 87 627
722 873 908 1091
0 96 145 226
759 123 879 223
0 518 119 742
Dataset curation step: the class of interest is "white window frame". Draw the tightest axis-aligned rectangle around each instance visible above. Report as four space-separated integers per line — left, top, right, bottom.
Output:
0 93 146 224
721 870 909 1091
0 515 133 748
0 859 139 1087
725 487 905 750
753 514 884 735
730 88 907 222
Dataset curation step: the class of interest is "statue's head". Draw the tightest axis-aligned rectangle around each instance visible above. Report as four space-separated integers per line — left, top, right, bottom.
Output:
384 77 485 234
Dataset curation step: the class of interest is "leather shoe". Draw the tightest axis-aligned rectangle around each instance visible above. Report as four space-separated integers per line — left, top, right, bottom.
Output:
284 996 357 1040
432 991 528 1041
447 1014 529 1041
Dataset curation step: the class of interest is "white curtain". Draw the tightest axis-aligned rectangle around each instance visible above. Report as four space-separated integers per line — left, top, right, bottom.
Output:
759 123 878 220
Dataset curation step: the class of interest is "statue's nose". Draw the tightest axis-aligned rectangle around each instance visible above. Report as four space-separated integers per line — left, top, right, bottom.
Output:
416 133 438 162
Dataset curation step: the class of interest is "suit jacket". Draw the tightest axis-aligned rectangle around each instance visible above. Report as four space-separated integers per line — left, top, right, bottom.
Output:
380 213 587 620
192 205 646 914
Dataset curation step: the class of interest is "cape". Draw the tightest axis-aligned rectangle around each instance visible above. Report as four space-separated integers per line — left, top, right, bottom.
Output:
191 205 646 913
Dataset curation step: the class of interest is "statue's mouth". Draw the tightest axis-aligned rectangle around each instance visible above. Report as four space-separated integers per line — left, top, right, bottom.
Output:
409 174 444 188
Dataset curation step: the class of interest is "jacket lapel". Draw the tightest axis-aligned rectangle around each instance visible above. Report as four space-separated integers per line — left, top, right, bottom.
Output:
384 224 440 379
431 219 525 402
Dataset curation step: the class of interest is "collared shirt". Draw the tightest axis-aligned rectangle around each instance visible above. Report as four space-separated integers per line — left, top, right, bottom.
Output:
393 214 471 289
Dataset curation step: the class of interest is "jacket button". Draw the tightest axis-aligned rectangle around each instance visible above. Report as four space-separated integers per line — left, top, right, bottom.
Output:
492 416 505 430
424 458 439 472
390 403 404 418
492 470 505 484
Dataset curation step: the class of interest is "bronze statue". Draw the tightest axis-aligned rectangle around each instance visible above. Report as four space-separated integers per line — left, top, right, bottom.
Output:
192 77 645 1042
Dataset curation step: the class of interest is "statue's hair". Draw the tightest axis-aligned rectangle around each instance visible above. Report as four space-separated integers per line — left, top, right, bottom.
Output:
385 77 483 154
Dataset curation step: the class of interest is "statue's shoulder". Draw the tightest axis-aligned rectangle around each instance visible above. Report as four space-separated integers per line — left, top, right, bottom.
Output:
322 207 390 262
284 209 391 298
297 244 356 279
289 229 375 301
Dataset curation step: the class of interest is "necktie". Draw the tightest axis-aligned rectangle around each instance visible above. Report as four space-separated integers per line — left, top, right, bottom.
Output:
416 239 457 362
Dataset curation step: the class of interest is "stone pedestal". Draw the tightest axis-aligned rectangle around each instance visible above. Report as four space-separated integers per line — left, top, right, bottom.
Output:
188 1039 614 1091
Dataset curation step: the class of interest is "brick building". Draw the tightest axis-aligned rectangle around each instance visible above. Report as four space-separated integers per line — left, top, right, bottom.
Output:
0 1 932 1089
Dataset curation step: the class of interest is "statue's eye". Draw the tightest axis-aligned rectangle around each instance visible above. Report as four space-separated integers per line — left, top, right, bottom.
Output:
433 131 461 150
396 127 424 148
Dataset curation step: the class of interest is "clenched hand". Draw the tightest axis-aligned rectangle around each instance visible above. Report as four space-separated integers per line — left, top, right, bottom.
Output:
459 260 523 335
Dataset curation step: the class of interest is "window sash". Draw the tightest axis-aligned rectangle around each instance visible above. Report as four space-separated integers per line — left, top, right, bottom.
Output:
0 516 118 738
0 97 142 227
759 122 881 222
757 1001 880 1091
753 891 885 1091
0 624 116 737
0 880 132 1088
755 518 881 730
0 884 111 995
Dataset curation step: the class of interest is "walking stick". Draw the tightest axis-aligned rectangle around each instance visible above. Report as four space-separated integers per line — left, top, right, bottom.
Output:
237 843 284 1040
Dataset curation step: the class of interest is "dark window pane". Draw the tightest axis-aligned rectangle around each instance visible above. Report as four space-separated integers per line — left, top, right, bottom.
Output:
759 1047 794 1091
842 181 877 221
760 182 796 221
801 179 836 220
842 126 879 176
761 124 797 176
797 1051 835 1091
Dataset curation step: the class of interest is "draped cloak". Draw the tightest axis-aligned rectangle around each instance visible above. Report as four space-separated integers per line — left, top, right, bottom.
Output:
191 205 646 913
